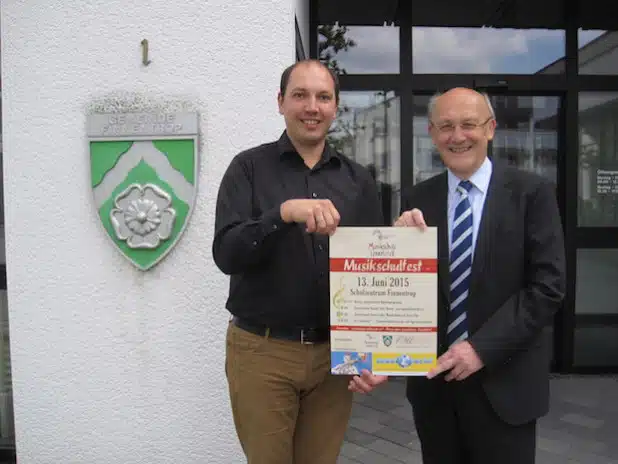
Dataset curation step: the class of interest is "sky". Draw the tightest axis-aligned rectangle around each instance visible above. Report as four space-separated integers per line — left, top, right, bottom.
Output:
323 27 611 115
321 26 607 75
321 27 614 189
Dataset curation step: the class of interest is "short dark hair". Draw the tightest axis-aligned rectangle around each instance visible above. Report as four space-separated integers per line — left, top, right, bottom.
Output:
279 59 340 104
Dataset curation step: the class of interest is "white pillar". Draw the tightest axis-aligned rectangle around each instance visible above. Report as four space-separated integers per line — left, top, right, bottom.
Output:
1 0 294 462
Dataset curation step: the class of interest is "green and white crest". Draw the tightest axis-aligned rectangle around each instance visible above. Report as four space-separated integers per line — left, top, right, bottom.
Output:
87 112 199 271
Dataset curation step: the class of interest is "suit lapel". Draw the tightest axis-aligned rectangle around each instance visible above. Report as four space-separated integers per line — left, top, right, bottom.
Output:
468 165 507 300
430 174 450 302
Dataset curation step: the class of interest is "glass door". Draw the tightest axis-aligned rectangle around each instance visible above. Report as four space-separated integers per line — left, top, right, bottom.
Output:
573 92 618 371
488 95 560 183
411 91 564 367
328 90 402 226
411 93 561 185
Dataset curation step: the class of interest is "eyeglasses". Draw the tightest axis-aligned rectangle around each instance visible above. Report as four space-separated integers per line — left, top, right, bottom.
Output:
431 117 493 135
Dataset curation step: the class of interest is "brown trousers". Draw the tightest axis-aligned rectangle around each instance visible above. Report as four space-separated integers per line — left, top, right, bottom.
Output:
225 321 353 464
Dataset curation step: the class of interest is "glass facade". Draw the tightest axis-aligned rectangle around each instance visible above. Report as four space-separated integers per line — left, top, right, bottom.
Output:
412 27 566 74
315 0 618 373
575 249 618 367
318 26 399 74
578 30 618 75
328 91 401 224
411 95 560 184
578 92 618 226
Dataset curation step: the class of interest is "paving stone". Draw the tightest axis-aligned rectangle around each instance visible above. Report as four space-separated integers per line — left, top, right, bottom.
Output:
560 412 605 429
537 436 571 455
350 403 392 422
380 415 416 432
353 449 404 464
337 457 362 464
565 449 618 464
365 438 416 461
560 394 600 408
344 427 378 447
371 426 419 449
339 442 369 460
389 405 414 420
355 396 402 413
540 429 608 457
347 416 386 434
399 452 424 464
536 450 581 464
343 375 618 463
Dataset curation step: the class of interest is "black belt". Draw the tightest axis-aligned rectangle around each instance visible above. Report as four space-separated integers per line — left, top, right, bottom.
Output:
231 316 329 344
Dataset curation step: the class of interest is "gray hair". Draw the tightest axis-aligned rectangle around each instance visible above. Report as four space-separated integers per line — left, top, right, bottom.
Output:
427 90 496 121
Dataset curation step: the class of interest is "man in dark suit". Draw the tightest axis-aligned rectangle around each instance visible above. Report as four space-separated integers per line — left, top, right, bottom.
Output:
348 87 566 464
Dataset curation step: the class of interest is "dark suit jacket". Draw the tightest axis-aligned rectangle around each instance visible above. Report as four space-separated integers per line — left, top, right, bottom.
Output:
404 162 566 426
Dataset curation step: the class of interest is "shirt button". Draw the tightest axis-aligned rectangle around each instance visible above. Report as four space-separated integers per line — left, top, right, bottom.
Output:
252 241 258 246
272 224 278 230
312 192 318 198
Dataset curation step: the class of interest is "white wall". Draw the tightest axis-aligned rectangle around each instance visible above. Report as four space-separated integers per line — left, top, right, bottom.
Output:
1 0 294 462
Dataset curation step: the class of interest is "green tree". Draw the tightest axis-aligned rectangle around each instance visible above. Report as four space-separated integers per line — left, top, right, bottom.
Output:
327 103 359 154
318 24 359 152
318 25 356 75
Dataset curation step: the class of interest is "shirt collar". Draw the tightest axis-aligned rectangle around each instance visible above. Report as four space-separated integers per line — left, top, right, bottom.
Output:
276 131 340 166
447 156 493 195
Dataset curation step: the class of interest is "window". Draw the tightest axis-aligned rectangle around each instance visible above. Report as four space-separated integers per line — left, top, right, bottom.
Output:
578 92 618 226
578 30 618 75
318 25 399 74
329 91 401 224
412 27 565 74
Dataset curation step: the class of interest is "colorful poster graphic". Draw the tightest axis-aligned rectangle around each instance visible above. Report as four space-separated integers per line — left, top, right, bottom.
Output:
330 227 438 376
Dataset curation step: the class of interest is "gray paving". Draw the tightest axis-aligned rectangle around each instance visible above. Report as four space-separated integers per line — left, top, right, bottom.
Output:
339 375 618 463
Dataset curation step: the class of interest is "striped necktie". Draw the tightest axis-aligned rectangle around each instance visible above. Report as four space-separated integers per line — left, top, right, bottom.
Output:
448 180 474 346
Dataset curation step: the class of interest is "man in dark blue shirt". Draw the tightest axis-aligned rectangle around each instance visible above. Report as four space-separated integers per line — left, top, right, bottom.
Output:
212 59 384 464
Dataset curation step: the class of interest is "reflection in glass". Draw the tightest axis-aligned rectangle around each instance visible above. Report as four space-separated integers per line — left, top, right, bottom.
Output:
412 95 559 184
412 27 565 74
578 30 618 75
328 91 401 224
574 249 618 367
574 327 618 367
318 25 399 74
578 92 618 227
490 96 559 182
411 95 443 184
576 249 618 316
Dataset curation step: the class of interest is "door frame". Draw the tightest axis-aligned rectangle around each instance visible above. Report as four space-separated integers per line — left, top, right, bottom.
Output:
406 86 570 373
